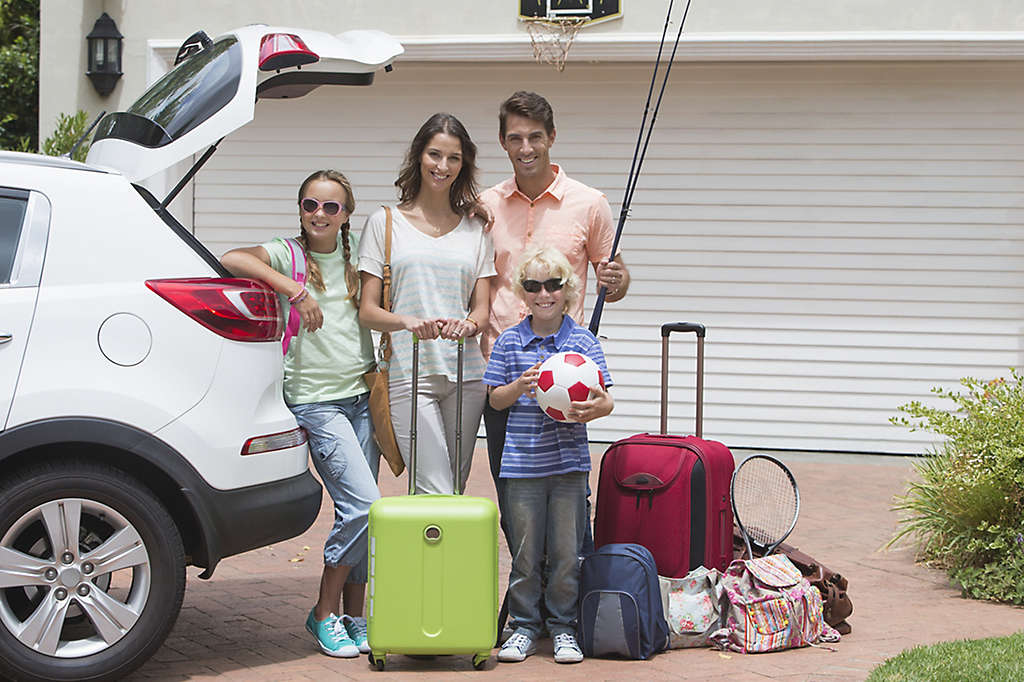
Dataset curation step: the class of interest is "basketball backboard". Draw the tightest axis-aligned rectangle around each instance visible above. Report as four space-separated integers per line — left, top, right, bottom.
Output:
519 0 622 25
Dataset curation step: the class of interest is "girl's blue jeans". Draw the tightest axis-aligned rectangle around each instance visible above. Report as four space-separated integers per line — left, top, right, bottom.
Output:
290 393 380 576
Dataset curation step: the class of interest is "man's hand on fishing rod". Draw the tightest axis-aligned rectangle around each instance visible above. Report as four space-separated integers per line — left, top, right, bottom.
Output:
597 255 631 302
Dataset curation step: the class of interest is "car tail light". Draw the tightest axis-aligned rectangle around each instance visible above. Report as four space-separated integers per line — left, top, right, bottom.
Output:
259 33 319 71
146 278 283 342
242 427 307 456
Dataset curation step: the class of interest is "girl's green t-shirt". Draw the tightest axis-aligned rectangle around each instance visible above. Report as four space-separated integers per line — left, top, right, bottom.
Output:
262 232 374 406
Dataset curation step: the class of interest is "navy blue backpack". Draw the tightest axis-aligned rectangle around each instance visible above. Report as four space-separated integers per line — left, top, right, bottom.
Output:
577 543 670 659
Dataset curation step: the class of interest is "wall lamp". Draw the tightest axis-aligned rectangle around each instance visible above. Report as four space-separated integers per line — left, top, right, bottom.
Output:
86 12 123 96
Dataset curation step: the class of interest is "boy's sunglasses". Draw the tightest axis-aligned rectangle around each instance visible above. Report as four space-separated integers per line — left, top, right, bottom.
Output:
521 278 565 293
299 198 347 216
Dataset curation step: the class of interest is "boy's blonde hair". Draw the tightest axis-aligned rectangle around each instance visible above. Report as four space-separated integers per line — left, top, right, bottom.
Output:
513 246 580 314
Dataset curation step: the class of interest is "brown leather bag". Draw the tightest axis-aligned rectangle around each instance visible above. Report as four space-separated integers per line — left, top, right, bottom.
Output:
363 207 405 476
733 530 853 634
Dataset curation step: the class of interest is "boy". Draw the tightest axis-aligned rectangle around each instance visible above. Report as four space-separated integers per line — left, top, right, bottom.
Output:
484 246 614 664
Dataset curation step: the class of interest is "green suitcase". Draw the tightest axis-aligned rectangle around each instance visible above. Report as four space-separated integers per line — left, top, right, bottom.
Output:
366 338 498 671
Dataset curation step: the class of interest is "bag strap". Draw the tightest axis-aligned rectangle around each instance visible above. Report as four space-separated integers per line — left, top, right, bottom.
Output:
377 207 394 366
282 237 308 355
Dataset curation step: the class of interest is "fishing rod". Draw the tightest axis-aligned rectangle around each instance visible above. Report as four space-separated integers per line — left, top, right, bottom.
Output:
588 0 693 335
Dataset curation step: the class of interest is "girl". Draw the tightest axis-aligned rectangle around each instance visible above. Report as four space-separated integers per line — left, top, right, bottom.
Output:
221 170 379 658
358 113 494 495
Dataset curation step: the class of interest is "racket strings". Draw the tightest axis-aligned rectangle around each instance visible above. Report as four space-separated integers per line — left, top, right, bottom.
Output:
733 458 798 547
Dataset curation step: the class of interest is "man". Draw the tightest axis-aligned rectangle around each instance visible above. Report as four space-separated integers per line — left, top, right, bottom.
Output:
479 90 631 550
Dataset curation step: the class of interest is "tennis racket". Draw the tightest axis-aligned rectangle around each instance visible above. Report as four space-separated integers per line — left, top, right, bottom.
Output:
730 454 800 559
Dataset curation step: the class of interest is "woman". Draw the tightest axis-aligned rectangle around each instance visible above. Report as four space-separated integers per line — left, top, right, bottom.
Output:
221 170 378 658
358 113 494 495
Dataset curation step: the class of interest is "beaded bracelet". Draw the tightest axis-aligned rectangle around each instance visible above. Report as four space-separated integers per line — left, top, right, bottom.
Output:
289 287 308 305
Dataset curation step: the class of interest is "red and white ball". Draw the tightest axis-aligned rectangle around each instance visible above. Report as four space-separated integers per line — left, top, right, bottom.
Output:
535 351 605 422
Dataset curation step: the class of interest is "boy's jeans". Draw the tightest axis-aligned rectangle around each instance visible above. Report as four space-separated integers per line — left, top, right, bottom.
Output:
504 471 587 639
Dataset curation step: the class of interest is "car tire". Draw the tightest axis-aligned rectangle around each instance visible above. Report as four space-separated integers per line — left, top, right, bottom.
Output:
0 459 186 682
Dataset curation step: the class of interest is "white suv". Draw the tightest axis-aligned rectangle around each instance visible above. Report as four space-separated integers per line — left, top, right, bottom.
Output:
0 26 401 681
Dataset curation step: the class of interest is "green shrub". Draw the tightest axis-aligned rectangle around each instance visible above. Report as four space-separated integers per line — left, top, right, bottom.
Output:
41 110 92 162
890 369 1024 604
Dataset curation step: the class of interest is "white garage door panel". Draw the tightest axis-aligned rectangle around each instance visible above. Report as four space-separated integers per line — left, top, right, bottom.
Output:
194 60 1024 454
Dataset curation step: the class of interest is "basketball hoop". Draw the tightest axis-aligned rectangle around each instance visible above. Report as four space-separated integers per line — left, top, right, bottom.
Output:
524 17 588 72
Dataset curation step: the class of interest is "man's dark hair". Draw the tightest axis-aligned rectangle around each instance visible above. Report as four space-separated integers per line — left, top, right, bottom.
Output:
499 91 555 138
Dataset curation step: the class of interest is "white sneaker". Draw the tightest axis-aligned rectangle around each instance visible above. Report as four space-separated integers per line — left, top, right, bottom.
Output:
553 633 584 664
497 632 537 662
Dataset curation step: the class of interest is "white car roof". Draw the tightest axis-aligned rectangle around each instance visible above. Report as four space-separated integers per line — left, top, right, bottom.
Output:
0 151 109 174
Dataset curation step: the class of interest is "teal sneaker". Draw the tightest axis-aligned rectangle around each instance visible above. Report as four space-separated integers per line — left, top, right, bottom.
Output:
305 609 359 658
342 614 370 654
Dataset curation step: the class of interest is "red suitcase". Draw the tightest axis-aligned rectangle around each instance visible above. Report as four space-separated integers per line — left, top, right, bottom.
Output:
594 322 734 576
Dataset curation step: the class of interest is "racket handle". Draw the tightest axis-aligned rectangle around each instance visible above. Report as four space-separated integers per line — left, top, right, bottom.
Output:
659 322 705 438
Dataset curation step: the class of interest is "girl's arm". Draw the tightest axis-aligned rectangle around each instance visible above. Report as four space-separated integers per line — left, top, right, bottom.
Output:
489 361 541 411
358 271 442 339
221 246 323 332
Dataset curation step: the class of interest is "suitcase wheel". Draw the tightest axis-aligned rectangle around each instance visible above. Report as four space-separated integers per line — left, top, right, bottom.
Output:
472 652 489 670
369 652 385 671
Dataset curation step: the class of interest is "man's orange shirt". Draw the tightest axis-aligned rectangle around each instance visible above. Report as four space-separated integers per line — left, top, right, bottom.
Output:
478 165 615 358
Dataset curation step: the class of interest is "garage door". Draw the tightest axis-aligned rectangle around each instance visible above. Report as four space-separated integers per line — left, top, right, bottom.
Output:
193 60 1024 453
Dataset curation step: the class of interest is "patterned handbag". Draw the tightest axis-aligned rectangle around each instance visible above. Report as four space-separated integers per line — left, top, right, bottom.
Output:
710 554 840 654
658 566 724 649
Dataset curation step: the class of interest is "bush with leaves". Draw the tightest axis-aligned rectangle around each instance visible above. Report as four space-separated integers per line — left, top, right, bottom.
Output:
41 110 93 162
890 369 1024 604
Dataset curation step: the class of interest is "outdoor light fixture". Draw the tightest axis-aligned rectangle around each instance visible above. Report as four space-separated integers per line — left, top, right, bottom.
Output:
86 12 123 96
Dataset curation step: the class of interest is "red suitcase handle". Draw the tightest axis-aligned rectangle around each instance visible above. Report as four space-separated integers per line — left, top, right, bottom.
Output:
659 322 705 439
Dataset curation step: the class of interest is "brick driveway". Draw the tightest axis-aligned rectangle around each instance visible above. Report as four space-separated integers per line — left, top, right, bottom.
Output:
129 446 1024 680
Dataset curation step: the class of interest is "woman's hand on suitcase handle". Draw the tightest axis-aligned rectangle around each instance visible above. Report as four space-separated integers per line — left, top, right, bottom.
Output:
403 315 443 340
437 317 477 340
568 383 614 423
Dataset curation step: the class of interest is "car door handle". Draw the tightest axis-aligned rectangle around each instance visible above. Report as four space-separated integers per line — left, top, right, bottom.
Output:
0 334 11 344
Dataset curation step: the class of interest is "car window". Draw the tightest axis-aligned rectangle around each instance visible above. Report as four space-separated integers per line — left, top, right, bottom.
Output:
0 191 28 284
93 36 241 149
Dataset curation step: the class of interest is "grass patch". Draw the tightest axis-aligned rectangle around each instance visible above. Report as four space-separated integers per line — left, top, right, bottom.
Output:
867 631 1024 681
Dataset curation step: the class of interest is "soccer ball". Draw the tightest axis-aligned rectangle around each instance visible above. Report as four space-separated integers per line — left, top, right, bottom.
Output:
535 351 605 423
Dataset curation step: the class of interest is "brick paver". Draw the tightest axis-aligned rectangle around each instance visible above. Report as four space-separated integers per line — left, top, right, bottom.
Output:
129 446 1024 680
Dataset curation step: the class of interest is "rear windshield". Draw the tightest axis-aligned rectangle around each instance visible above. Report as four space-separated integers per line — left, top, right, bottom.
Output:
93 37 241 148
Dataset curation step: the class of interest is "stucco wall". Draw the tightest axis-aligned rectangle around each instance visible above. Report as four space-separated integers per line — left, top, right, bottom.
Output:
38 0 1024 140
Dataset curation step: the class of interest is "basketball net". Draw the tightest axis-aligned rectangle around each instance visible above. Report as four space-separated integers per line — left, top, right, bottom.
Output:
525 17 588 72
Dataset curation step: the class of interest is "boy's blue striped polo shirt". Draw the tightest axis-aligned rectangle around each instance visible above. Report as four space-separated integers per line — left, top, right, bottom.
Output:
483 315 612 478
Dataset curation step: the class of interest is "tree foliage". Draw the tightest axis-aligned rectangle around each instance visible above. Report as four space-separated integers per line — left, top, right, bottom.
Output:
0 0 40 151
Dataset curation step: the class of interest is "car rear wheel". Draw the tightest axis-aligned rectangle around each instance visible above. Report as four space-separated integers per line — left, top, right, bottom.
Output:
0 459 185 681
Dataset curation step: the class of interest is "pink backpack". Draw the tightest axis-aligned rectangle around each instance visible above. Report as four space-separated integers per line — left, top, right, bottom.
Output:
710 553 840 653
281 238 307 355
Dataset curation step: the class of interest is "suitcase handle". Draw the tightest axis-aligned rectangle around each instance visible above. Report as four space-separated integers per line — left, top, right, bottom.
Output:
661 322 705 338
408 335 465 496
659 322 705 439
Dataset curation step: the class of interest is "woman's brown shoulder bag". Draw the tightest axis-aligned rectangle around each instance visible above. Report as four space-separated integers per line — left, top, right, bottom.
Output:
363 206 405 476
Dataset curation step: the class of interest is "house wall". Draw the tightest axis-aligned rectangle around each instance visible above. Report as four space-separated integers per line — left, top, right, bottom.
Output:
38 1 1024 139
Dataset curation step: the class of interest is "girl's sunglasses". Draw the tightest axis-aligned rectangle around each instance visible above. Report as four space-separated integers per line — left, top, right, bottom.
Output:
299 198 347 216
521 278 565 293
